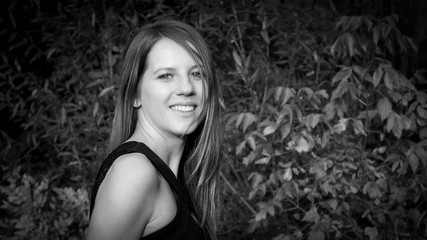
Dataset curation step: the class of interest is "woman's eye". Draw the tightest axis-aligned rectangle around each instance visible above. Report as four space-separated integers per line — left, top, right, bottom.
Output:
158 73 173 79
191 71 202 80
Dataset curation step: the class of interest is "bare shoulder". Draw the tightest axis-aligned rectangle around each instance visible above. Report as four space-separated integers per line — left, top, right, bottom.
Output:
103 152 160 198
87 153 159 240
111 152 159 186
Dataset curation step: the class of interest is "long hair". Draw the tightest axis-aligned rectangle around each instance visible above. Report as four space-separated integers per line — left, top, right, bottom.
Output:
108 19 222 238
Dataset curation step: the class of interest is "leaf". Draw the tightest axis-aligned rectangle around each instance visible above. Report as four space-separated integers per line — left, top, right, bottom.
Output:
385 112 403 138
243 152 255 165
282 181 296 198
321 131 330 148
357 109 378 119
408 154 419 173
417 106 427 119
261 201 275 216
99 85 114 97
363 182 382 199
330 38 340 58
352 119 366 135
274 87 284 102
323 102 336 120
415 145 427 169
328 199 338 211
255 157 270 164
406 36 418 52
271 234 293 240
415 71 427 84
332 67 352 84
235 113 244 129
315 89 329 99
400 115 412 130
313 51 319 62
345 33 356 57
235 141 246 155
351 65 365 79
377 97 392 121
282 87 296 105
60 107 66 127
92 101 99 117
364 227 378 240
280 123 291 140
333 118 349 133
276 111 288 125
255 209 267 221
86 78 106 88
232 50 242 67
244 54 252 69
294 136 310 153
260 30 270 44
308 230 324 240
331 79 348 100
402 92 414 106
383 67 399 90
389 91 402 103
408 209 421 225
373 26 380 45
319 180 332 195
249 172 264 189
372 66 384 87
263 125 276 136
283 168 292 181
247 135 256 150
302 206 320 223
306 114 322 129
242 113 258 132
299 87 314 98
416 91 427 104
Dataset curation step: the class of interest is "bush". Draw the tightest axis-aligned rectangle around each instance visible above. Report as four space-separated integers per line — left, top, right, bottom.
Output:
0 166 89 239
221 4 427 239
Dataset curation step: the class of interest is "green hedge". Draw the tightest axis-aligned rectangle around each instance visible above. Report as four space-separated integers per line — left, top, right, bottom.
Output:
1 0 426 239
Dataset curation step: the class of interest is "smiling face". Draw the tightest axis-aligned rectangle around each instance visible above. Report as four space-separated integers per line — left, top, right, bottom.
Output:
134 37 204 139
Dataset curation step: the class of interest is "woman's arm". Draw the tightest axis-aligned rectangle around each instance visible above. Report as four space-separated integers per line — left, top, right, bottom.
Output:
87 153 159 240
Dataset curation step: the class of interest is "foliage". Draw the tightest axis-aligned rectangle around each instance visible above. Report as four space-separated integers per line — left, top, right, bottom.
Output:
0 166 89 239
222 3 427 239
1 0 426 239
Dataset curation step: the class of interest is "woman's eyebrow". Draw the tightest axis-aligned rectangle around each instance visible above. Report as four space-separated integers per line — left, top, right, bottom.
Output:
152 65 199 75
189 65 200 71
152 67 176 75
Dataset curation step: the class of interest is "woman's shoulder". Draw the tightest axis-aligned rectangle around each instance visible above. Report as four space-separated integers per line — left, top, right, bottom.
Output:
88 153 160 239
95 152 161 213
109 152 160 189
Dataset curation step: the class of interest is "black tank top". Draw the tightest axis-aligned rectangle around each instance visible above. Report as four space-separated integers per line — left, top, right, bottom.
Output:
89 141 209 240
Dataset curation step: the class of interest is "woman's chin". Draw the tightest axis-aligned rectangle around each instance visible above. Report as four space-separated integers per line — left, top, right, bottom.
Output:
172 124 199 137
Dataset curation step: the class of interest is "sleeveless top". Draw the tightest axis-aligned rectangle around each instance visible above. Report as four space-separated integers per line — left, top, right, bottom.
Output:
89 141 209 240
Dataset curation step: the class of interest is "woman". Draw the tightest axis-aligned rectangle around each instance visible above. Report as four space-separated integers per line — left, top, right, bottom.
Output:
87 19 222 240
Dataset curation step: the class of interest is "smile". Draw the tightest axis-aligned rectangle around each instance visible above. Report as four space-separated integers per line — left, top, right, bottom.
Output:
170 105 196 112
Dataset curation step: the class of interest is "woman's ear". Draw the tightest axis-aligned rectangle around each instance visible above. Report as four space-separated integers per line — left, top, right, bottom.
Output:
133 99 141 108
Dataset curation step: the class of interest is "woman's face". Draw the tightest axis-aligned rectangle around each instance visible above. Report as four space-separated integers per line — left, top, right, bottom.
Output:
135 37 204 138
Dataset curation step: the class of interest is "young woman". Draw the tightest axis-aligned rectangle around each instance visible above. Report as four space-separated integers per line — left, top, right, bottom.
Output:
87 20 222 240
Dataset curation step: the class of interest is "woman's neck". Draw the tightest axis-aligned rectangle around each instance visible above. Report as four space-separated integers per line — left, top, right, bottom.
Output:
128 125 186 177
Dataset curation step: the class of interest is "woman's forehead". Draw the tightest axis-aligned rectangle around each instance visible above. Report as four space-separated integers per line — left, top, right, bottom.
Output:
143 38 197 71
145 38 203 69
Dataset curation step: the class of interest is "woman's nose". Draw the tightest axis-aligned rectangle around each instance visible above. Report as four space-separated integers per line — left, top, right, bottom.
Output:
176 76 195 96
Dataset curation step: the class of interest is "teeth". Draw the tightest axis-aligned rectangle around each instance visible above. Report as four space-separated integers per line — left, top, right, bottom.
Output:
170 105 195 112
